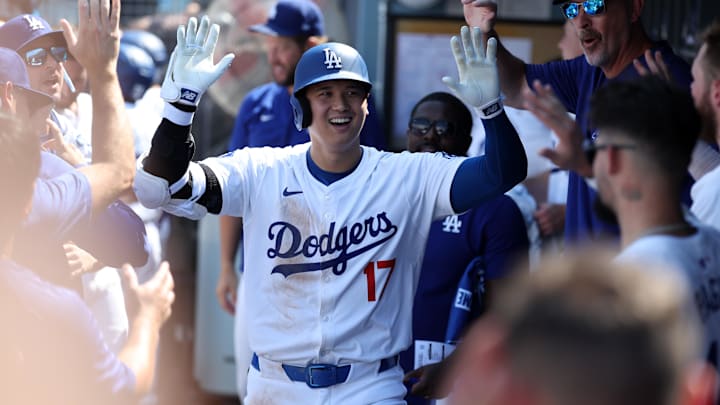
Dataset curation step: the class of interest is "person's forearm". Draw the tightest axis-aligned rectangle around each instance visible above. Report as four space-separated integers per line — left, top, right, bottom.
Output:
118 312 162 394
488 30 529 108
88 69 135 194
142 106 196 184
450 111 528 212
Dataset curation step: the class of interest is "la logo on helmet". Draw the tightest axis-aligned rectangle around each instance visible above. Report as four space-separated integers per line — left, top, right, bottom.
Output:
323 48 342 70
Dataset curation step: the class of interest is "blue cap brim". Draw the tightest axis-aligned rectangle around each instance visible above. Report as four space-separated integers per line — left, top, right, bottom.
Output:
248 24 281 36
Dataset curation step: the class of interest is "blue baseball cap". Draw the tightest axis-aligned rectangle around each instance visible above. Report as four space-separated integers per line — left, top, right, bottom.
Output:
0 14 66 51
249 0 325 37
0 47 53 111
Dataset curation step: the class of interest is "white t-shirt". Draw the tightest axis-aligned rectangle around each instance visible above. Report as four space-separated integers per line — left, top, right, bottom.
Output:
618 225 720 366
691 165 720 230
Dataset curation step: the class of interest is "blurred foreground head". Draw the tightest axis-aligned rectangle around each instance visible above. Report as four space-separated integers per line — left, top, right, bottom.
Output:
449 251 712 405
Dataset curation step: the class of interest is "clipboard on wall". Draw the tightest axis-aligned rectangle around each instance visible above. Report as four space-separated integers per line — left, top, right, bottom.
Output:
385 17 564 149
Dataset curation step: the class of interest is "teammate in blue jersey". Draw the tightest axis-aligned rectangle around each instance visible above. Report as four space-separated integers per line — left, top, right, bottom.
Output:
399 92 529 405
135 17 526 403
462 0 692 245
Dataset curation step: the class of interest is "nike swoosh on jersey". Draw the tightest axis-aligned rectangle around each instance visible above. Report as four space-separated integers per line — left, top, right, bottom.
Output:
259 114 274 122
282 187 303 197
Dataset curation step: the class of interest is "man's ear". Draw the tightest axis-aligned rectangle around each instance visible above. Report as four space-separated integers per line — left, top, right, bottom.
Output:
679 362 717 405
710 78 720 112
628 0 645 22
0 81 15 112
304 36 326 50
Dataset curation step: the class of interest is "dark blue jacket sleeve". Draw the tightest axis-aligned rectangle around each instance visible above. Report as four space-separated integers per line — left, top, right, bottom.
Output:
69 201 149 267
450 110 528 212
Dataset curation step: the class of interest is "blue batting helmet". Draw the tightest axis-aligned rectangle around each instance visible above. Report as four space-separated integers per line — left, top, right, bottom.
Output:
121 30 168 84
117 43 156 103
291 42 372 131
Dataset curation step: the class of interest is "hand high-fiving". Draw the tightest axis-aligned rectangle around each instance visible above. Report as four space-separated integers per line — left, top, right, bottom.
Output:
443 26 502 118
60 0 120 77
461 0 497 33
160 15 235 106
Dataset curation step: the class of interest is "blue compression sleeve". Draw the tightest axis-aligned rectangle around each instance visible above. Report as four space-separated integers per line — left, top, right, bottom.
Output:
450 110 527 212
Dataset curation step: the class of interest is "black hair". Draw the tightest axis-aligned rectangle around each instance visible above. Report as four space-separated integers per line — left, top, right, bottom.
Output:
589 76 700 184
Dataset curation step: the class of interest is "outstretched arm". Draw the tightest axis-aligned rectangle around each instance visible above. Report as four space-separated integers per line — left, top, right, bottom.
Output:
443 27 527 212
134 16 234 219
61 0 134 215
461 0 529 108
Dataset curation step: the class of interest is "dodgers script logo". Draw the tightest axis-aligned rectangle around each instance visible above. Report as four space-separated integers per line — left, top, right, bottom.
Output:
267 212 397 278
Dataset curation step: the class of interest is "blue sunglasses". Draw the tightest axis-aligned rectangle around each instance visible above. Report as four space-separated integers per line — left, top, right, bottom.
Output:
561 0 606 19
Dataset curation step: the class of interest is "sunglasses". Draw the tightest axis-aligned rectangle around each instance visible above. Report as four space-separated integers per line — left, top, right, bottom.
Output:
409 118 455 137
561 0 606 19
24 46 68 67
583 139 636 165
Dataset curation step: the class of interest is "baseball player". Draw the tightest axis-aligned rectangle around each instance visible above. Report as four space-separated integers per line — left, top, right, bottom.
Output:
134 18 527 404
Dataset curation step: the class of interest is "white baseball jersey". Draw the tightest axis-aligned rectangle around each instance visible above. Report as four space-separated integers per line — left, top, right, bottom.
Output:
195 143 465 365
691 165 720 230
617 225 720 367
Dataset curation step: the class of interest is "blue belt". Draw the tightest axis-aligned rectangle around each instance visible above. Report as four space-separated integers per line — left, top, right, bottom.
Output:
251 353 398 389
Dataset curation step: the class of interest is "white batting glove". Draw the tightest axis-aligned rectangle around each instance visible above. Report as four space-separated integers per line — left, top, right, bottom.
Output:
442 26 502 119
160 16 235 106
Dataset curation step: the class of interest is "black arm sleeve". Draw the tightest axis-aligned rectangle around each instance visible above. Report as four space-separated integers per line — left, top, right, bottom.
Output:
142 118 195 185
143 106 223 214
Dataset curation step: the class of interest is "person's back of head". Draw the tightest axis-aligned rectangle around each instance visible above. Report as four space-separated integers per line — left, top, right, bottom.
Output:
450 251 710 405
495 253 700 405
117 42 155 103
589 76 700 186
120 30 168 85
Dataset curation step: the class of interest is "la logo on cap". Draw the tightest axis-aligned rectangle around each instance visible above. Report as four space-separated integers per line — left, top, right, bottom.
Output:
323 48 341 70
23 15 45 31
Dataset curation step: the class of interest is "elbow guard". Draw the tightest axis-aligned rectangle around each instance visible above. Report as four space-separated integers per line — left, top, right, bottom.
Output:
133 154 188 209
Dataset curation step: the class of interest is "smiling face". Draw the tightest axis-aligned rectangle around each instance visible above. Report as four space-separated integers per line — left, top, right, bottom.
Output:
305 79 368 151
20 36 66 102
264 35 304 87
568 0 634 69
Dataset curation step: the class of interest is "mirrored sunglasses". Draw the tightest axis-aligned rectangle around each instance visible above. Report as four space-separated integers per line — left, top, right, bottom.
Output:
561 0 606 19
409 118 454 137
24 46 68 67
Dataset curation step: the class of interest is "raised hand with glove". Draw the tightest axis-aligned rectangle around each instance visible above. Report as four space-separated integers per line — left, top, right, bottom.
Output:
134 15 233 218
160 15 235 108
442 26 503 119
